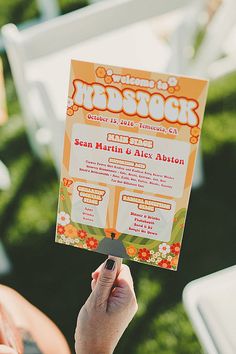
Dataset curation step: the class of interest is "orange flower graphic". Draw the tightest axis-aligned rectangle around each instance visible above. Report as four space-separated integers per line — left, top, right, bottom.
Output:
64 224 77 238
78 229 87 239
171 256 179 267
191 126 201 137
104 75 113 84
96 67 106 78
170 242 181 255
86 237 99 250
72 104 79 111
168 87 175 93
138 248 150 261
158 259 171 269
126 245 137 257
190 136 198 144
57 225 65 235
67 108 74 116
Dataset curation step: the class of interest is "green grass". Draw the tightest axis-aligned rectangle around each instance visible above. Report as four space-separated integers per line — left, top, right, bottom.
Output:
0 2 236 353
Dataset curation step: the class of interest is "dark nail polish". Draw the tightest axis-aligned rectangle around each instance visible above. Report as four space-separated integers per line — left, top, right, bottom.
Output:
105 259 115 270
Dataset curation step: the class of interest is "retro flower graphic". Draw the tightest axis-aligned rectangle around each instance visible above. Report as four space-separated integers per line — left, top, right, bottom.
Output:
66 97 79 116
191 126 201 137
162 82 168 90
57 225 65 235
159 242 170 255
86 237 99 250
138 248 151 261
107 69 113 76
153 252 160 259
74 242 84 249
64 224 78 238
171 256 179 267
170 242 181 255
157 80 168 90
67 108 74 116
96 66 106 78
72 104 79 111
158 259 172 269
77 229 87 239
104 75 113 84
57 211 70 226
168 76 178 87
126 245 137 257
190 136 198 144
168 87 175 93
67 97 73 107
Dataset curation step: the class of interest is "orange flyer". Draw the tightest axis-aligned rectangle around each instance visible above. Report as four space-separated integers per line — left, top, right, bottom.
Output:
56 60 208 270
0 58 7 125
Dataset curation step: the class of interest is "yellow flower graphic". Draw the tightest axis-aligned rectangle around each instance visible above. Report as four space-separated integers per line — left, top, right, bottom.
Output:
191 126 201 137
190 136 198 144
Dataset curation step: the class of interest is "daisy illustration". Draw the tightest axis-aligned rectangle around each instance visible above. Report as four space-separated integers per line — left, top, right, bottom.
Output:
168 76 178 87
67 97 73 107
159 242 170 255
57 211 70 226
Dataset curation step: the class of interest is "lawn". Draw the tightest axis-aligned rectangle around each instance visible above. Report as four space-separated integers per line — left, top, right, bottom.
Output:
0 2 236 354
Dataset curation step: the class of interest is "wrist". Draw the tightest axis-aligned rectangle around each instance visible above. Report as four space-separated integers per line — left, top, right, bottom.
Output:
76 343 113 354
77 348 112 354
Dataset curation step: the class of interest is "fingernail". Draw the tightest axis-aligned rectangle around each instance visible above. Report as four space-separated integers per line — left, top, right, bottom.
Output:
105 259 115 270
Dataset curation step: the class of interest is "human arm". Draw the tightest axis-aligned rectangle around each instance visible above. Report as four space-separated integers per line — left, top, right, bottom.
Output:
75 257 138 354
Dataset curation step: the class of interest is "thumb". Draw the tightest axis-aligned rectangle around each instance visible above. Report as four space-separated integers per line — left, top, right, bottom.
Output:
92 256 122 307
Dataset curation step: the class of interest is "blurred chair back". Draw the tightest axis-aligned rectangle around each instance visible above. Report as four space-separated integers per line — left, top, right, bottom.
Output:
190 0 236 78
183 266 236 354
2 0 203 173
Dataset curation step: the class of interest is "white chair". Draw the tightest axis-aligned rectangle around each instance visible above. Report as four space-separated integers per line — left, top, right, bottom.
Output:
0 161 10 190
2 0 205 184
1 0 191 164
0 59 10 191
0 241 11 276
0 0 59 51
190 0 236 79
183 265 236 354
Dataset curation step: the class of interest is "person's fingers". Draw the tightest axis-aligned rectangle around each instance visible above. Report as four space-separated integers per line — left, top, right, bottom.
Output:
116 264 134 291
0 345 18 354
91 279 96 291
108 264 138 315
92 256 122 280
91 262 105 280
91 257 122 308
92 258 124 291
111 255 122 275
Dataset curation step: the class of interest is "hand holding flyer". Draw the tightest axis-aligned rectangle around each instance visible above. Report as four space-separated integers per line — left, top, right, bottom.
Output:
56 60 208 271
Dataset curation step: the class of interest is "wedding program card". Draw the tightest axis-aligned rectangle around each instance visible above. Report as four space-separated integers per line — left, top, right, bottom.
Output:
0 59 7 125
55 60 208 270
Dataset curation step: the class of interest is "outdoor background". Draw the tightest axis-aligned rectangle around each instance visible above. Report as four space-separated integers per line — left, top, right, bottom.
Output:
0 1 236 353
